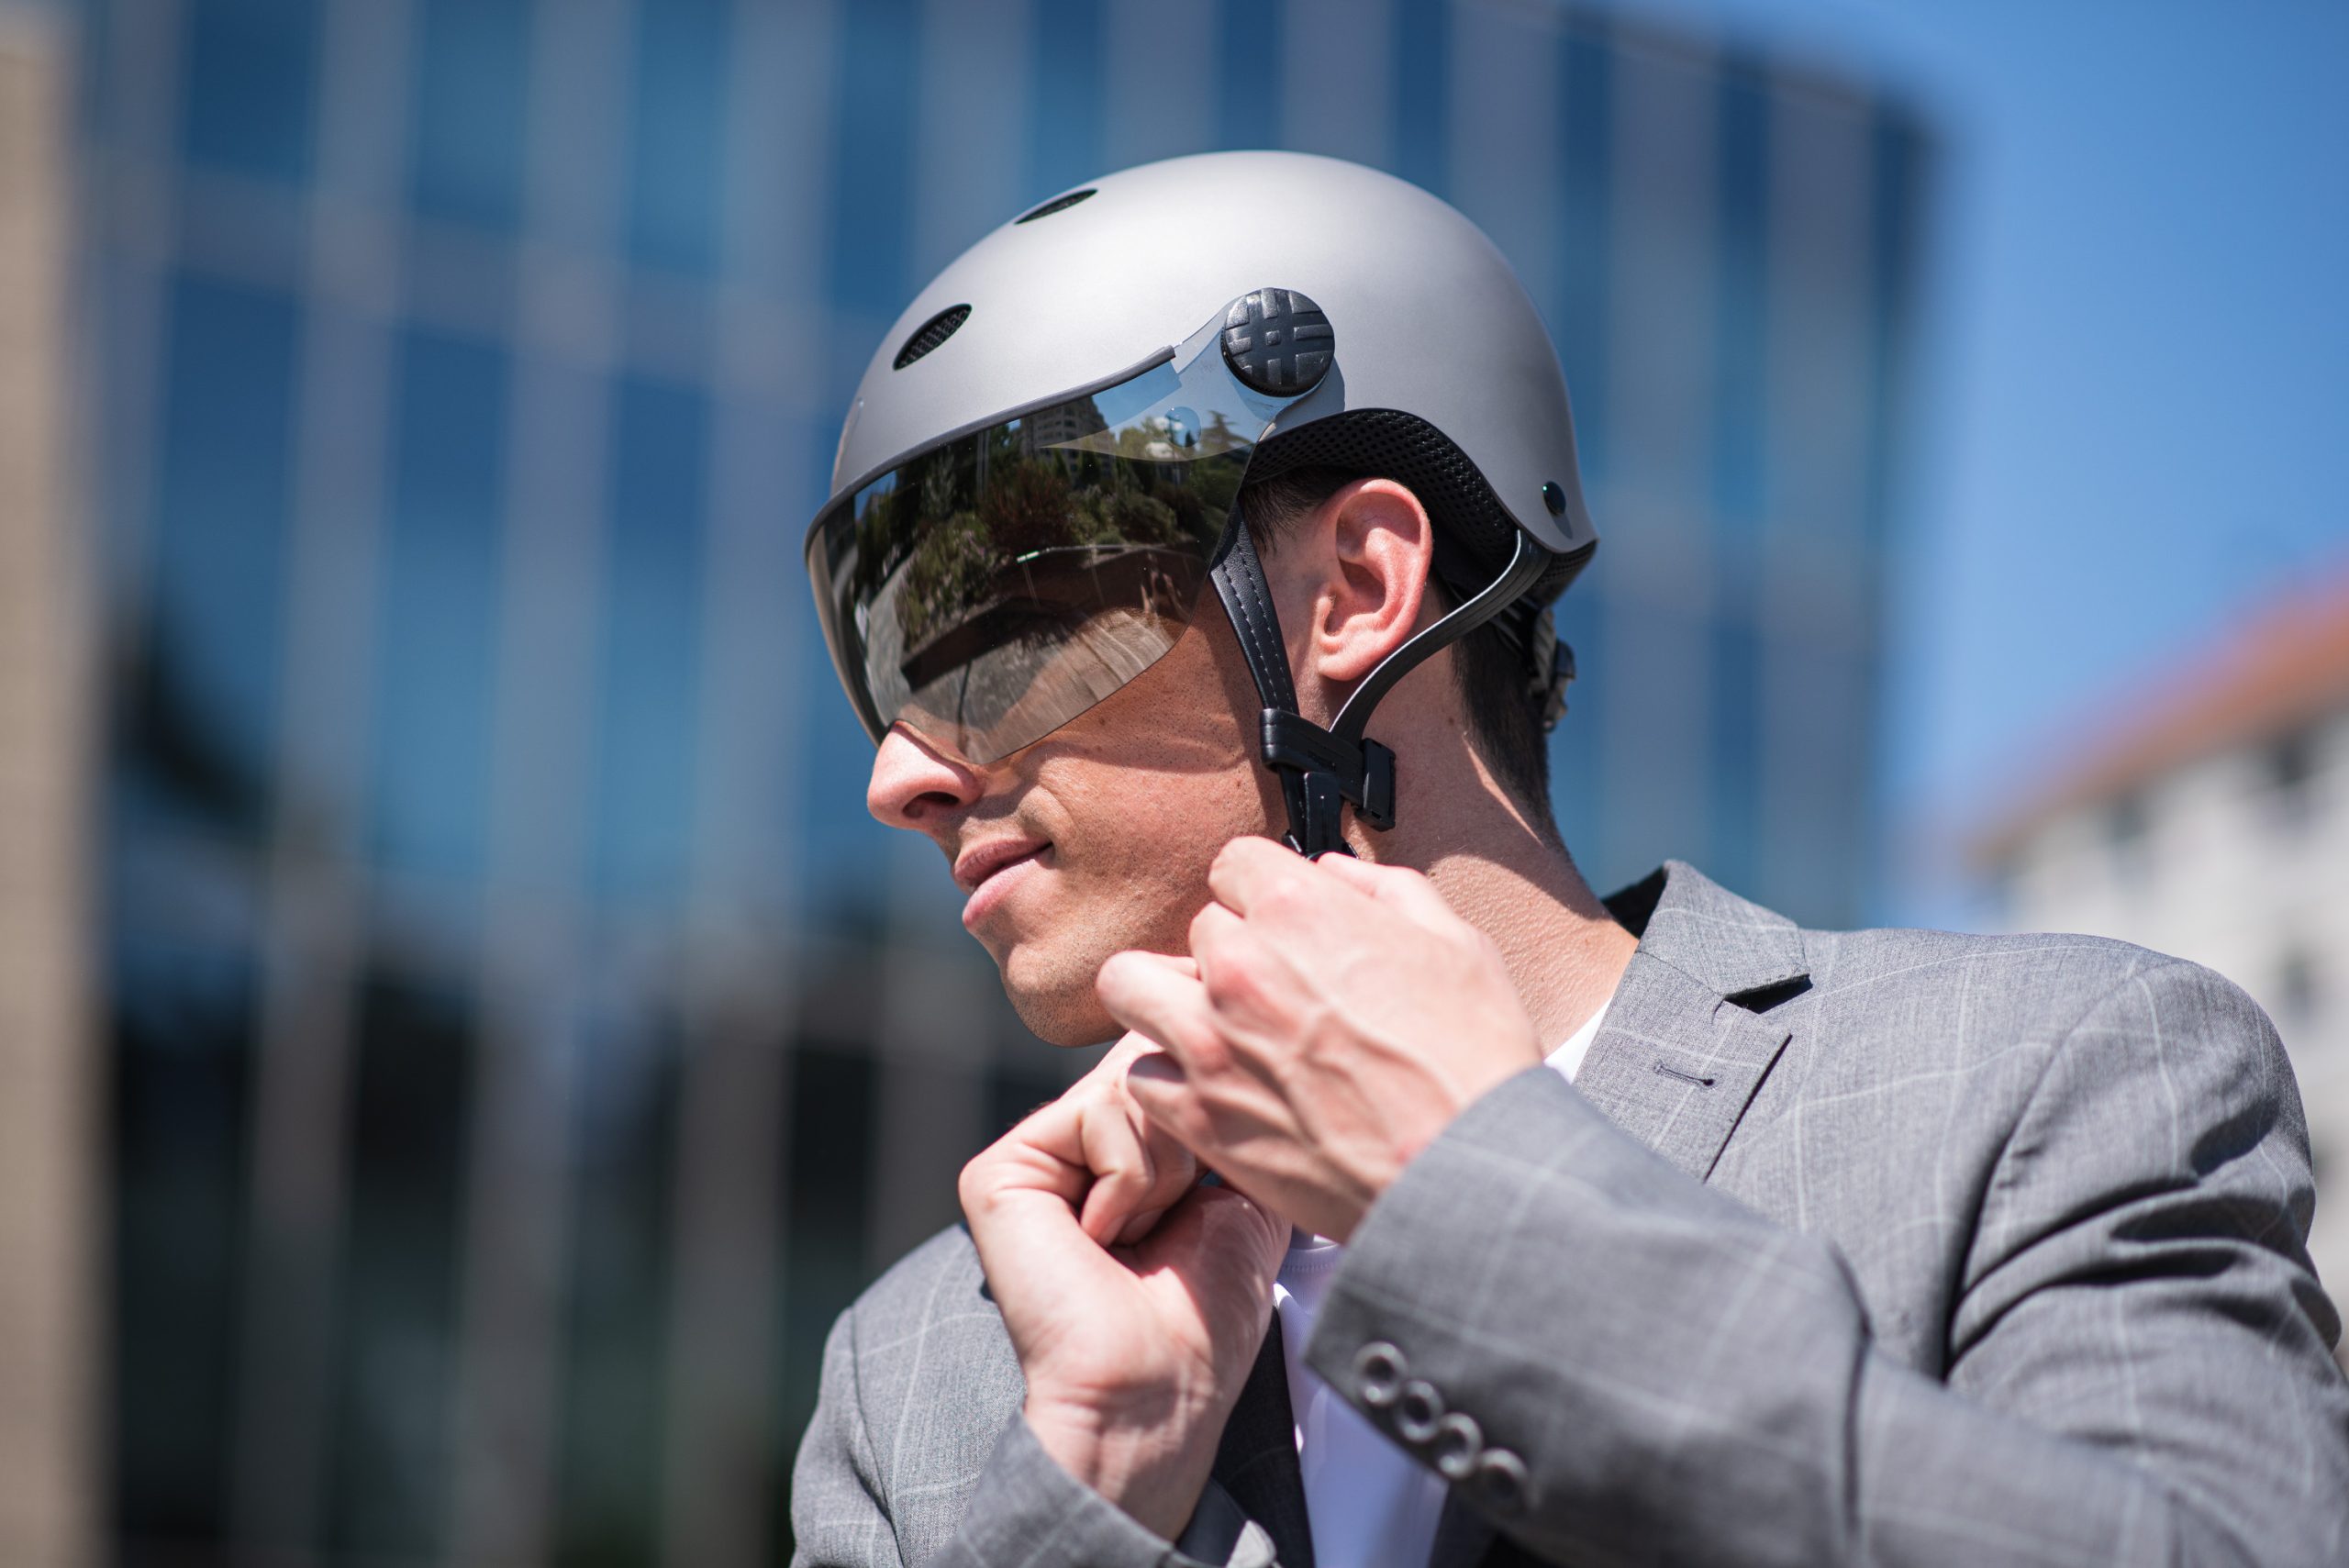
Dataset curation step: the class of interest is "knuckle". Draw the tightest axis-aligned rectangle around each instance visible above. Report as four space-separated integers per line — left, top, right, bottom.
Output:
1151 1150 1198 1200
1183 1029 1232 1080
1258 876 1311 923
1199 948 1261 1013
956 1153 996 1211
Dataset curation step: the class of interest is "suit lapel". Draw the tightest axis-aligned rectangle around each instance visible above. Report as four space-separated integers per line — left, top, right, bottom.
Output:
1571 954 1793 1183
1572 860 1807 1183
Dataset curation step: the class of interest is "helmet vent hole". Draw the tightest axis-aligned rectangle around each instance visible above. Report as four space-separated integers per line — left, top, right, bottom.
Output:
893 304 972 370
1014 187 1096 224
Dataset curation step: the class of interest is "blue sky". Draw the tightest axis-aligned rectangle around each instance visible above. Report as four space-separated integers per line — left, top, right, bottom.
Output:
1633 0 2349 917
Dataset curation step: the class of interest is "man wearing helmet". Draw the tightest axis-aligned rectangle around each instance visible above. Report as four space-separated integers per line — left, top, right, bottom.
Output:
792 153 2348 1568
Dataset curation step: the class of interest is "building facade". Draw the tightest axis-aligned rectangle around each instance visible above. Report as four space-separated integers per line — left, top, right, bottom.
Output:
1981 569 2349 1336
62 1 1929 1563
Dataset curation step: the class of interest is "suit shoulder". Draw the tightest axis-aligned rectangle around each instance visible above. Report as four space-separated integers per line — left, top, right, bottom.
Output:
1801 921 2236 1029
837 1221 989 1343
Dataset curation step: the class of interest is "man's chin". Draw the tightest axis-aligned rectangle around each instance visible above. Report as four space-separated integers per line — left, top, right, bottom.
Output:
996 944 1123 1047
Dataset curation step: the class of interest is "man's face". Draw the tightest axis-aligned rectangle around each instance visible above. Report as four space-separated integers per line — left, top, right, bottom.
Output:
865 608 1282 1045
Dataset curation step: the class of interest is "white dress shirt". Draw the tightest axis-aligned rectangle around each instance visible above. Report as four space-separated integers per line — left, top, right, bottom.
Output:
1269 1004 1609 1568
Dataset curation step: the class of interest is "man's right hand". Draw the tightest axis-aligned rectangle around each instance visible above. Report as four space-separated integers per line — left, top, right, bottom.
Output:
959 1030 1290 1540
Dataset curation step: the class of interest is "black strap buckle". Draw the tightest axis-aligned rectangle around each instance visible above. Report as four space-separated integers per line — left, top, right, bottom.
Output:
1208 492 1552 861
1262 710 1395 850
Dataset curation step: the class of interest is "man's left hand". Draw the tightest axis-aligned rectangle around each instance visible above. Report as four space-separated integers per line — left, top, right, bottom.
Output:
1097 836 1545 1241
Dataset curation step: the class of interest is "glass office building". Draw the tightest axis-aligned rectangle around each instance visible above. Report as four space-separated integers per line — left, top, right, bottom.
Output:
61 1 1929 1562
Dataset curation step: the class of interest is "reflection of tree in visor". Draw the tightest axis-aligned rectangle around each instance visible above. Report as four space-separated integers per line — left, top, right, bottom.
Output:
810 384 1253 764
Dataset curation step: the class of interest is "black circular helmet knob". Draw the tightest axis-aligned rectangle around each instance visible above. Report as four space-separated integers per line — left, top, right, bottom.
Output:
1220 288 1334 395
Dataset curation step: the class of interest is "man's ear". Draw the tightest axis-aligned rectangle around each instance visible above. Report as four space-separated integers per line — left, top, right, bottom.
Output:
1307 478 1435 686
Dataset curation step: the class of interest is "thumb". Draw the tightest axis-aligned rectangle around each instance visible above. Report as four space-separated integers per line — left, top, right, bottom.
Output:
1134 1177 1288 1287
1186 1182 1291 1286
1311 851 1463 933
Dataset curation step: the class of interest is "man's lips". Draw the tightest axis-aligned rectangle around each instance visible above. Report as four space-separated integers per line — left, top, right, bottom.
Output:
956 838 1050 931
953 837 1050 897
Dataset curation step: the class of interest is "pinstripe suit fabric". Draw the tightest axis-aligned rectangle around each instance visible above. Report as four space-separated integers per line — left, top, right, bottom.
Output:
792 861 2349 1567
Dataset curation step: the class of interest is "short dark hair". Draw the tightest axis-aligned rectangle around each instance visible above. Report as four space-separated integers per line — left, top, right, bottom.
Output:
1237 467 1560 837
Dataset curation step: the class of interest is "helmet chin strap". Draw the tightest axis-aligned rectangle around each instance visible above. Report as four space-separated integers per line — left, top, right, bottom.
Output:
1207 503 1552 858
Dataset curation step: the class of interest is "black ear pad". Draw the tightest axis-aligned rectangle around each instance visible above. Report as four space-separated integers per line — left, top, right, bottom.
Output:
1220 289 1334 395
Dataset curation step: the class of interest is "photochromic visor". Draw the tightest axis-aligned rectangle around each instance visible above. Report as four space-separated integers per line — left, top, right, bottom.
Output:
807 324 1308 765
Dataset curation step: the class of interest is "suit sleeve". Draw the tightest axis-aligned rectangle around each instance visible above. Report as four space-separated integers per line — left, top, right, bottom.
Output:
790 1306 906 1567
1301 959 2349 1567
790 1301 1283 1568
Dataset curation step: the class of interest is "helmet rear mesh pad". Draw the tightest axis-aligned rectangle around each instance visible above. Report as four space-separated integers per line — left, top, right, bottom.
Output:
1246 410 1588 611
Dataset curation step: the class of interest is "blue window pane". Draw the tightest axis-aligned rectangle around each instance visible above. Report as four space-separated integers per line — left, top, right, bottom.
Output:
1708 612 1763 896
590 378 709 906
829 0 919 326
1711 65 1769 550
1215 0 1284 150
370 328 507 884
408 0 530 233
1554 25 1612 484
108 938 256 1549
1027 0 1105 206
778 1045 877 1487
325 972 474 1562
1866 110 1927 549
146 272 300 834
626 0 730 276
798 599 889 908
181 0 317 181
554 1000 678 1566
1391 0 1450 193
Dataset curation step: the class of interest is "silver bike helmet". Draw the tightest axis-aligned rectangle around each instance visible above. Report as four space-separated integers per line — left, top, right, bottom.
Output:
807 150 1598 856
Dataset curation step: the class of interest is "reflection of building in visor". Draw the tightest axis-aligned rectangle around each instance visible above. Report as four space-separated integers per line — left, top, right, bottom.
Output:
808 332 1294 763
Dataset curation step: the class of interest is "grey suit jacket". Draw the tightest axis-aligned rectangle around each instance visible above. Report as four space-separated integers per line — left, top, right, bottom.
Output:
792 861 2349 1567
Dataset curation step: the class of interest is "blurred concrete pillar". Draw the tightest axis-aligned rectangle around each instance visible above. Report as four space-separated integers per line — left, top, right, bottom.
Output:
0 10 99 1567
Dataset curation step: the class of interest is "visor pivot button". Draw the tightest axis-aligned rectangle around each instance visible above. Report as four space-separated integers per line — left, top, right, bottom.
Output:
1222 288 1334 396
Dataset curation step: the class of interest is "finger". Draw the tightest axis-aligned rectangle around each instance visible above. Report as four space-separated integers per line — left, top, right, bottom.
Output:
961 1094 1092 1218
1205 834 1318 919
1125 1051 1217 1156
1133 1177 1289 1289
1097 951 1220 1071
1308 851 1464 933
1074 1092 1157 1246
1111 1203 1171 1247
1185 899 1249 970
1075 1058 1199 1246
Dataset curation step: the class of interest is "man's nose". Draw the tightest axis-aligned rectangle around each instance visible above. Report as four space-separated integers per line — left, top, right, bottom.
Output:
867 723 984 831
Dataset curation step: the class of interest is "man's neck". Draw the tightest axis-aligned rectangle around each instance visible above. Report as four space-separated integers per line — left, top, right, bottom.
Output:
1423 835 1638 1051
1357 751 1639 1051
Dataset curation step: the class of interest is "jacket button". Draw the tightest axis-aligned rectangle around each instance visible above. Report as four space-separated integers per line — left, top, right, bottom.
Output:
1395 1379 1443 1443
1432 1412 1483 1479
1353 1341 1408 1407
1474 1449 1531 1514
